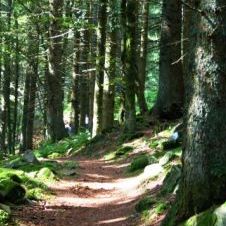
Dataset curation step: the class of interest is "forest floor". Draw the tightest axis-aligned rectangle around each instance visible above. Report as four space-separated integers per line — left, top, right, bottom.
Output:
11 130 169 226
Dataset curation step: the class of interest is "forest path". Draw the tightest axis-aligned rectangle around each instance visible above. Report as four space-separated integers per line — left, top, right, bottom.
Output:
12 153 154 226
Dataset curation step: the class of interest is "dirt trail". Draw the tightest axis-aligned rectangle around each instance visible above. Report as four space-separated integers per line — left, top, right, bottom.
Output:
12 155 154 226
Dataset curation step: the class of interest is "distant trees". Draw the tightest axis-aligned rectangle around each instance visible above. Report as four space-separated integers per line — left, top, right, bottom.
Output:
0 0 152 152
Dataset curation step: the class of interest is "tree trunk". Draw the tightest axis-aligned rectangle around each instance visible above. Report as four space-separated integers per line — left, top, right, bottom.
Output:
136 0 149 115
121 0 137 134
92 0 107 137
1 0 13 153
71 30 81 135
154 0 184 120
163 1 226 225
12 18 20 153
102 0 119 132
21 30 39 152
46 0 67 142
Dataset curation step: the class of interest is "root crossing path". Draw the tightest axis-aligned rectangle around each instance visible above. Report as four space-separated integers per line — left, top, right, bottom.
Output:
13 156 148 226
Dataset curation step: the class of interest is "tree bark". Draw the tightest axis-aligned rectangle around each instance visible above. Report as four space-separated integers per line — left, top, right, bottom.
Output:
102 0 119 132
46 0 68 142
154 0 184 120
121 0 137 134
92 0 107 137
21 30 39 152
135 0 149 115
163 1 226 225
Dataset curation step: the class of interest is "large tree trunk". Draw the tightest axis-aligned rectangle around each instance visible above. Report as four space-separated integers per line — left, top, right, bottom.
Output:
102 0 119 132
92 0 107 137
121 0 137 134
154 0 184 120
21 30 39 152
46 0 67 142
163 1 226 225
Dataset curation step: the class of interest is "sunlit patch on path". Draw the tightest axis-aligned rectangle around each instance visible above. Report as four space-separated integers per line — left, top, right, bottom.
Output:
13 152 160 226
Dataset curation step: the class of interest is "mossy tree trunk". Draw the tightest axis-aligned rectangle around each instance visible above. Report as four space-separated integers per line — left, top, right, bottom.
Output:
163 1 226 225
92 0 107 137
21 29 39 152
154 0 184 120
102 0 119 132
121 0 138 134
46 0 68 142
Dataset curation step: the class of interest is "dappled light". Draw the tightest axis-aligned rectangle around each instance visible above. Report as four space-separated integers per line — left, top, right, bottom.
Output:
0 0 225 225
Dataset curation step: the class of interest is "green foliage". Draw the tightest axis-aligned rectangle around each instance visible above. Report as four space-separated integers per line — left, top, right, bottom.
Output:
129 155 149 172
135 196 156 213
26 188 45 201
0 209 10 226
155 202 168 214
35 132 90 159
36 168 56 181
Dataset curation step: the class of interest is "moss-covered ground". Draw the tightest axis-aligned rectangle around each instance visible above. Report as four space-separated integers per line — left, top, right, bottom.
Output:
0 132 89 225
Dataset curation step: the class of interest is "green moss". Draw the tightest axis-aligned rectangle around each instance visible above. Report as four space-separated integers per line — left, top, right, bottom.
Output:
129 155 149 172
153 150 165 159
36 167 56 181
135 196 156 213
115 146 133 157
155 202 168 214
104 151 117 161
27 188 46 200
48 152 63 159
17 160 60 174
149 140 159 148
0 209 10 225
181 209 217 226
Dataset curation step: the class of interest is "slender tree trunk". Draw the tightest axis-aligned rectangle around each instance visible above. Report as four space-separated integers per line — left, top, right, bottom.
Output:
88 0 97 133
12 18 20 153
1 0 13 153
21 30 39 152
154 0 184 120
136 0 149 115
71 31 81 134
163 1 226 225
92 0 107 137
46 0 67 142
121 0 137 133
